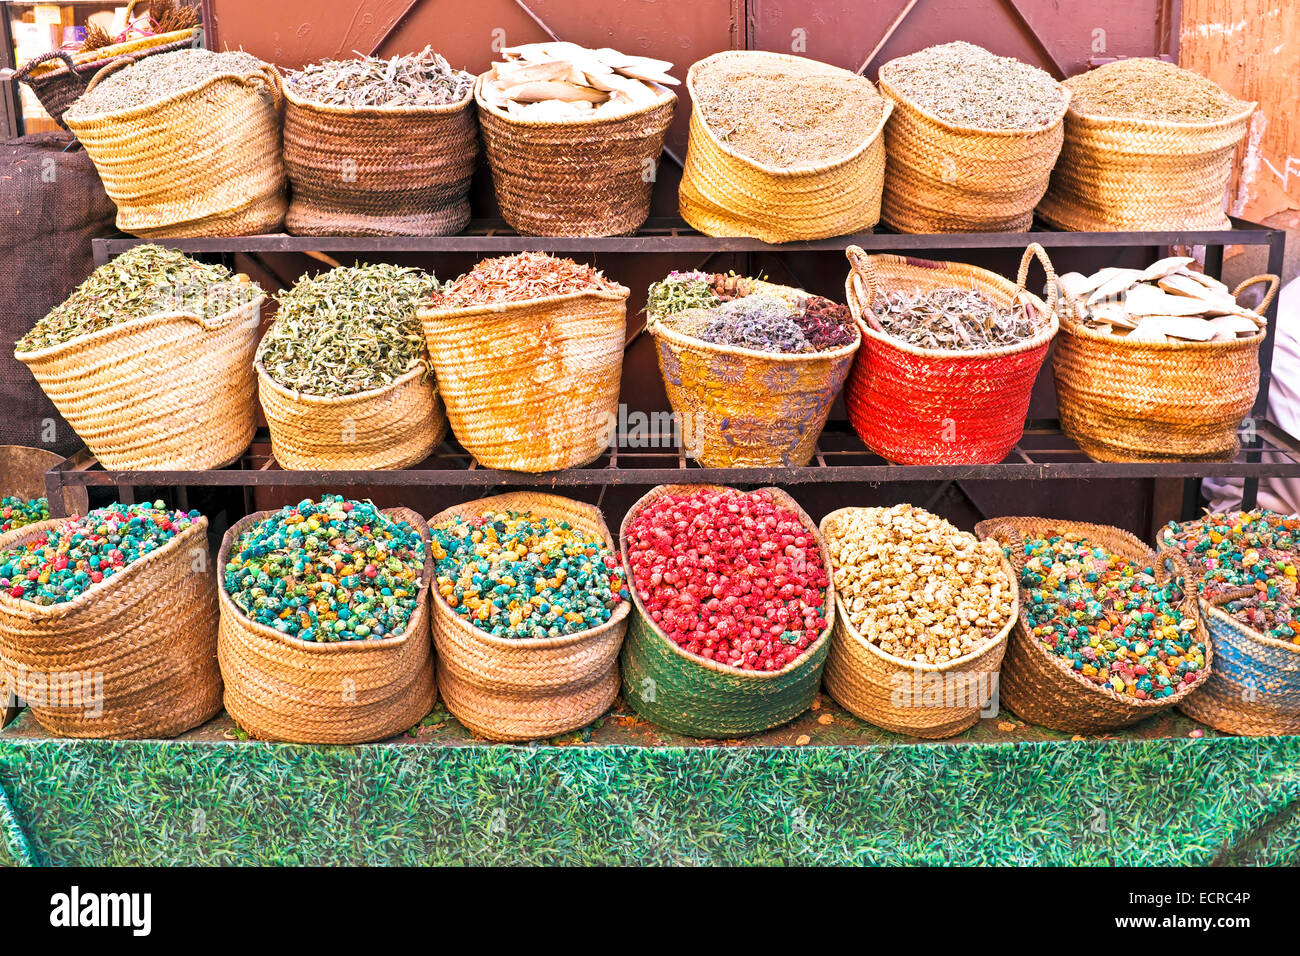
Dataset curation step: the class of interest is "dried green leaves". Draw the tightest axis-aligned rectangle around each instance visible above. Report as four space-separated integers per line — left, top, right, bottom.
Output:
66 49 268 119
17 244 256 352
872 287 1041 351
257 264 439 397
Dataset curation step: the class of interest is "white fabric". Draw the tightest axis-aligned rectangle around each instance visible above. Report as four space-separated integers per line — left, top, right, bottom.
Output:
1204 278 1300 514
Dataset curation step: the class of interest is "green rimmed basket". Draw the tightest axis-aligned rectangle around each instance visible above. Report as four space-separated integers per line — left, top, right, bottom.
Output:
619 483 834 737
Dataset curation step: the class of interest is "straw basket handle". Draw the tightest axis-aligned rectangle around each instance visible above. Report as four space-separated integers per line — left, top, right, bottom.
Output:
1233 274 1280 315
13 50 79 84
1013 243 1059 317
240 63 285 112
1154 547 1201 622
844 245 885 333
84 56 136 95
980 521 1030 579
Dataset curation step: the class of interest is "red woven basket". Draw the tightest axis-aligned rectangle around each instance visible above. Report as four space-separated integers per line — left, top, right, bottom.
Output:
842 244 1059 464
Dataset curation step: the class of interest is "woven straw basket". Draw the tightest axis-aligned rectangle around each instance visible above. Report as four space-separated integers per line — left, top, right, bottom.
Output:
65 56 287 237
216 507 436 744
1157 523 1300 735
1053 274 1279 461
257 364 448 470
976 517 1212 734
0 515 221 738
619 484 834 738
428 492 630 742
418 286 628 472
843 244 1059 464
1037 94 1256 231
876 62 1068 232
16 290 263 470
283 85 478 236
475 74 675 237
648 276 859 467
13 20 199 131
820 507 1014 738
679 51 892 242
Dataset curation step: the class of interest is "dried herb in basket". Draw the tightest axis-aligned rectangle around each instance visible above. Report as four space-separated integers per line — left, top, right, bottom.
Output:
1064 58 1248 123
285 46 473 108
428 252 622 309
16 244 256 352
871 287 1040 351
257 264 439 397
65 49 267 118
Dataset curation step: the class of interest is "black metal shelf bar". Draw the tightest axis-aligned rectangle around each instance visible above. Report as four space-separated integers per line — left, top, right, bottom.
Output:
91 217 1283 262
42 420 1300 516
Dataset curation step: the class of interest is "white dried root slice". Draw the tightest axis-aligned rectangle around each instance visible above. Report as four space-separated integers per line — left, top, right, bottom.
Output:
1125 283 1224 317
1086 268 1147 305
1137 256 1196 282
1075 266 1139 299
500 80 610 104
1157 273 1237 310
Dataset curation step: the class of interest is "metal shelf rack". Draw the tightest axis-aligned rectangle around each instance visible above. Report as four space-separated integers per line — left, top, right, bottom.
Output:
62 217 1288 519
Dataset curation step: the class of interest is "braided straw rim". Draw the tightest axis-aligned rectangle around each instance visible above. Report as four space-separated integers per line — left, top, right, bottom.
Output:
1057 273 1278 352
686 51 892 178
1064 96 1256 133
473 71 676 127
0 514 209 623
1156 522 1300 656
619 483 836 681
646 274 861 363
14 290 266 363
427 491 631 652
820 507 1017 672
877 61 1071 138
420 283 631 321
66 60 284 125
844 244 1060 360
255 361 438 407
283 80 474 116
217 506 433 655
976 516 1214 712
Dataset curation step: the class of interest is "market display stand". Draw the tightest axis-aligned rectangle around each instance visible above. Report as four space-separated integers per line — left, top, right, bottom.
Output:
1 219 1295 866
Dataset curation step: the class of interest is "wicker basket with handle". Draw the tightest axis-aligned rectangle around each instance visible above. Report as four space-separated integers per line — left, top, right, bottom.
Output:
1052 274 1279 462
842 243 1059 464
216 506 436 744
0 513 221 739
618 484 834 738
976 516 1212 734
428 492 630 742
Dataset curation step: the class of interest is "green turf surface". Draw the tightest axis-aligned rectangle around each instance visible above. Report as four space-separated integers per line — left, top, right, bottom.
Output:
1 699 1297 865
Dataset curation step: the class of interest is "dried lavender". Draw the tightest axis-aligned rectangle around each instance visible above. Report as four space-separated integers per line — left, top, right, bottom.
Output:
286 46 474 108
257 264 439 397
17 245 257 352
695 295 811 353
872 287 1040 351
881 42 1067 130
66 49 268 118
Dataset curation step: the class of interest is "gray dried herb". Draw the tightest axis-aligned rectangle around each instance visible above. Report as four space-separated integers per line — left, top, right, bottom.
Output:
257 264 439 397
286 46 473 108
66 49 268 118
883 42 1067 130
872 287 1041 351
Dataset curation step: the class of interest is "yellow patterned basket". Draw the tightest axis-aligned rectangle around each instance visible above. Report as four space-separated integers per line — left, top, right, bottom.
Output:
647 275 859 467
